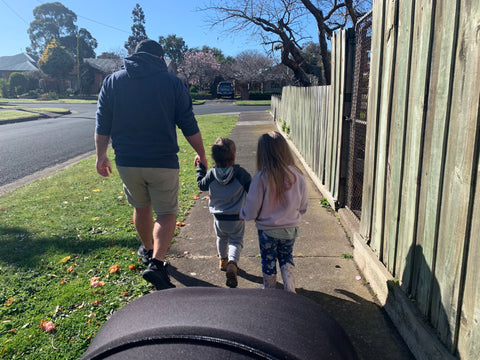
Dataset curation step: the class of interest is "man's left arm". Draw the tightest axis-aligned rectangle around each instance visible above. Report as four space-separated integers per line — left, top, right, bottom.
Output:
186 132 208 170
174 80 208 169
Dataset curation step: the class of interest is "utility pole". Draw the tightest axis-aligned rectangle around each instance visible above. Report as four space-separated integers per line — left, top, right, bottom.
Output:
77 26 80 94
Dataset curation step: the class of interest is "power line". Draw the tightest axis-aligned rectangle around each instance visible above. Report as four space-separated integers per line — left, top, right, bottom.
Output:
77 14 129 34
31 0 129 34
1 0 29 25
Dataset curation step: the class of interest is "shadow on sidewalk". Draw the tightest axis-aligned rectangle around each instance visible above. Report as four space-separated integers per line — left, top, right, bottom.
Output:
168 264 218 288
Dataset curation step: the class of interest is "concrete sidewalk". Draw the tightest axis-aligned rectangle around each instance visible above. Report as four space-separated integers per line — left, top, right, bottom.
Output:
167 111 414 359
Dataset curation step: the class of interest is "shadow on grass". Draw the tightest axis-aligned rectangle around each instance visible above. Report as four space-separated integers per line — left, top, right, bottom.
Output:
0 225 140 268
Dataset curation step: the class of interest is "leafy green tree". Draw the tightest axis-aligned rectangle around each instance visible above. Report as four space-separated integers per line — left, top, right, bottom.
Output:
98 52 121 59
37 39 75 80
8 72 29 96
27 2 77 57
0 78 10 98
301 42 326 84
60 28 98 60
98 48 127 59
158 34 188 65
125 4 148 55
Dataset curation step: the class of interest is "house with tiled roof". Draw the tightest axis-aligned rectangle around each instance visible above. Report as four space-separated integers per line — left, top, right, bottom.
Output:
83 58 123 93
0 53 39 79
83 57 176 93
0 54 177 94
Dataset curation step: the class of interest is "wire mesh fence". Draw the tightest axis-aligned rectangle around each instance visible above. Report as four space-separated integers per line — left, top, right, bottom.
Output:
344 12 372 220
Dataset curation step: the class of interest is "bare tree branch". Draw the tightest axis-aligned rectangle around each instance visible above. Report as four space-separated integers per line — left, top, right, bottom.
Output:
200 0 371 86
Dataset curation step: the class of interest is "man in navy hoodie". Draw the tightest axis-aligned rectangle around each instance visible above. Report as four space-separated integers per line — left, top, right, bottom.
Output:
95 39 208 290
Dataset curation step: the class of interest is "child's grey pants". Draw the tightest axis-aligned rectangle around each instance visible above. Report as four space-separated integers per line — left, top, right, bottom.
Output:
214 219 245 263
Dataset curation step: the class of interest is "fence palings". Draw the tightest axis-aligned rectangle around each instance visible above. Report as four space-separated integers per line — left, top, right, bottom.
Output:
362 0 480 357
412 0 458 325
433 0 480 355
272 85 332 204
383 0 413 280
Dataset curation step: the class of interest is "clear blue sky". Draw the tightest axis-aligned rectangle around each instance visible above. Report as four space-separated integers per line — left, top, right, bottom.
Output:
0 0 280 58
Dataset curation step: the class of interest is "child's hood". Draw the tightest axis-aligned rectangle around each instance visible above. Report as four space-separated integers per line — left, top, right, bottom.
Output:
212 166 234 185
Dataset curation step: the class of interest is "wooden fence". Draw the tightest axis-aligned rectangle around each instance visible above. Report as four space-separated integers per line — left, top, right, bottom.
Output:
361 0 480 358
271 0 480 358
271 86 332 199
271 28 354 210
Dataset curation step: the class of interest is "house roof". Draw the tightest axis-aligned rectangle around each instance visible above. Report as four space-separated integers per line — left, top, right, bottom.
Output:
0 53 38 72
85 58 174 75
84 58 124 74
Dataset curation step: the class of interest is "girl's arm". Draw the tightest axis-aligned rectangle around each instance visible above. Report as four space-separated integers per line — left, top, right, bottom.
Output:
299 175 308 214
240 173 264 220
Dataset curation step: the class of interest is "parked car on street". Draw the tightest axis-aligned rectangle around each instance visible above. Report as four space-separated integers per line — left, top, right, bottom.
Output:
216 81 235 99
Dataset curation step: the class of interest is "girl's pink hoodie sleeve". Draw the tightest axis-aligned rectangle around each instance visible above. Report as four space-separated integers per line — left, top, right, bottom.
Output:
299 175 308 215
240 173 264 221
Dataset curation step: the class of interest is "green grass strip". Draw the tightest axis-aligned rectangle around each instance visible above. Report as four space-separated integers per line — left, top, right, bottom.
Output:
0 98 97 104
27 108 70 114
0 111 40 122
0 114 237 359
235 100 271 106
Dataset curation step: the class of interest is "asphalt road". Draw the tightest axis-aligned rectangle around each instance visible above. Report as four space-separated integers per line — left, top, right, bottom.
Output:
0 100 270 193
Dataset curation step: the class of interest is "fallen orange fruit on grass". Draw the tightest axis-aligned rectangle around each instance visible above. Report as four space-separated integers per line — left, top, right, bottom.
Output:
109 264 121 273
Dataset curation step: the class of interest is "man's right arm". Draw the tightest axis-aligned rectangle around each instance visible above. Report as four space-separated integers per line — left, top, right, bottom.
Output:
95 133 112 177
95 76 114 177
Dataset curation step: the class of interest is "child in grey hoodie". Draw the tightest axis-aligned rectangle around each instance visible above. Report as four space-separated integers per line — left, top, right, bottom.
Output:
196 137 251 288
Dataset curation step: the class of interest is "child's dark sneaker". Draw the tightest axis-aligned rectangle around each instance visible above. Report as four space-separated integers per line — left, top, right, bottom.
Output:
142 259 176 290
226 261 238 288
137 244 153 265
219 257 228 271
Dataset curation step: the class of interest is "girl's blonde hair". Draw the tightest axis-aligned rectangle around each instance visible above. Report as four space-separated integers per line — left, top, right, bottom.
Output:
256 131 302 201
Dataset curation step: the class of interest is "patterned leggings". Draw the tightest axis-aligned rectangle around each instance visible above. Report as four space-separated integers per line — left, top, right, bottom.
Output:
258 230 295 275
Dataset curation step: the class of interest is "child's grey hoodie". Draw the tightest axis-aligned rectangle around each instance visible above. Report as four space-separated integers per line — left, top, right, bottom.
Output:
196 163 251 220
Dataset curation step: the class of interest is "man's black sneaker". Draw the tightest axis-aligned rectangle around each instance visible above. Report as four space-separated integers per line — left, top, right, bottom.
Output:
142 259 176 290
137 244 153 265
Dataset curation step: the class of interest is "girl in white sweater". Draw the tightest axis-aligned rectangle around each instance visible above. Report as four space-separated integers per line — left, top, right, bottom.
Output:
240 131 308 292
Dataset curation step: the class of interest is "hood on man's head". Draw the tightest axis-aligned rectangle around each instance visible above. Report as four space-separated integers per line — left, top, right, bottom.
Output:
135 39 164 57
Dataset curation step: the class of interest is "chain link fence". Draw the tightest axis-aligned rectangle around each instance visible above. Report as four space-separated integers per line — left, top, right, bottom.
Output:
344 12 372 220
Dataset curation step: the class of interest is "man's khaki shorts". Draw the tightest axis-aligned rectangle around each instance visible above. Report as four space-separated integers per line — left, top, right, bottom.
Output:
116 166 179 216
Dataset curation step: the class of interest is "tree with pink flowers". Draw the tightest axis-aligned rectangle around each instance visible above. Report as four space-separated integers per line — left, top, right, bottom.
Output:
179 51 220 90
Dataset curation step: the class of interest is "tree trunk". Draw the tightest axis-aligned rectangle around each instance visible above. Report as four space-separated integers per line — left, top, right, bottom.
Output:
319 28 331 85
239 82 249 100
277 24 312 86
